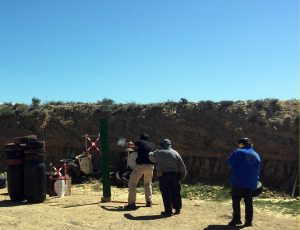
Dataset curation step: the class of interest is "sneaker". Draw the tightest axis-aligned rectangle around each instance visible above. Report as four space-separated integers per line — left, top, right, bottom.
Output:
124 203 137 210
228 219 242 226
161 211 173 217
174 209 180 215
146 201 152 207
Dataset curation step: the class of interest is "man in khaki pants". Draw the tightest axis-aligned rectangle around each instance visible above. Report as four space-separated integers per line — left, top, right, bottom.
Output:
124 133 156 209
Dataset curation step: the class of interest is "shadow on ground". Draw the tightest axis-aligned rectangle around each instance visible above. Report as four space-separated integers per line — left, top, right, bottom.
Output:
0 200 29 207
101 205 141 212
63 202 100 208
204 224 247 230
123 213 171 220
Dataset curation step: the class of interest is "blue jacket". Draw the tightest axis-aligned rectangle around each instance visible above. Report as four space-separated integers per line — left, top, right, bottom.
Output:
227 147 260 189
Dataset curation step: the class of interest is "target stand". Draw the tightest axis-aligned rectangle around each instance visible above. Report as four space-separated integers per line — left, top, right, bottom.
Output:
81 134 101 174
47 162 71 197
83 134 101 154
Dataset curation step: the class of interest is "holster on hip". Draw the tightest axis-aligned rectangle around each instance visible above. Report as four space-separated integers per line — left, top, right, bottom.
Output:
157 170 163 177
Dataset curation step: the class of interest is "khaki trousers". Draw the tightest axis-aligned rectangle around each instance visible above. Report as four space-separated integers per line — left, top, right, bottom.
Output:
128 164 154 204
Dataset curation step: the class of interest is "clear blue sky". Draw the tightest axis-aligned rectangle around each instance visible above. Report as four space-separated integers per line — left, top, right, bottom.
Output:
0 0 298 104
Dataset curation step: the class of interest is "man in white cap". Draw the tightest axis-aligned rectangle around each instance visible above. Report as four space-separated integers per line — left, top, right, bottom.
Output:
149 139 187 216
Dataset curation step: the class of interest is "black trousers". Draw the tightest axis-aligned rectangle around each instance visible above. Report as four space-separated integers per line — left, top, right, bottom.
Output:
159 172 182 212
231 187 253 223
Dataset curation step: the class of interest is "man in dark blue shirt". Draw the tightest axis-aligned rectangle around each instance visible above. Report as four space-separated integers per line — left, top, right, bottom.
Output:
227 138 261 227
125 133 156 210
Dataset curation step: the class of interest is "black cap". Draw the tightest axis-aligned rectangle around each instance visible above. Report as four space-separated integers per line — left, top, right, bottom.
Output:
238 137 253 147
160 139 172 146
140 133 149 141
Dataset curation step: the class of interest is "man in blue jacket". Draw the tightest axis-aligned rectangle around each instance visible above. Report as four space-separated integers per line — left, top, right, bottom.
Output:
227 138 261 227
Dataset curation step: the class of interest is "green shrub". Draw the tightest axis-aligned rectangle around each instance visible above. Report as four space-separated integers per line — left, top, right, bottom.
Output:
220 100 234 107
0 103 14 117
31 97 41 108
46 101 65 105
179 98 189 105
97 98 115 106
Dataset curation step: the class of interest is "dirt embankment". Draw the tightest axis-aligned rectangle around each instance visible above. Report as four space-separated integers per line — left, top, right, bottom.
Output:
0 99 298 192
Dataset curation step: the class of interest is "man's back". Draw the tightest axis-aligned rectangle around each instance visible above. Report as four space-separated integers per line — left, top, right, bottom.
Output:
149 147 187 181
152 149 181 172
134 140 156 165
228 147 260 189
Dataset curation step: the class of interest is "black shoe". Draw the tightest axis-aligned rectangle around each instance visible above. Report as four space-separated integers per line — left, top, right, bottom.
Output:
244 221 252 227
161 211 172 217
228 219 242 226
174 209 180 215
124 203 137 210
146 201 152 207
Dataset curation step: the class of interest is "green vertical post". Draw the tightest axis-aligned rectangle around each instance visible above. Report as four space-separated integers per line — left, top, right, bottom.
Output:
100 118 111 202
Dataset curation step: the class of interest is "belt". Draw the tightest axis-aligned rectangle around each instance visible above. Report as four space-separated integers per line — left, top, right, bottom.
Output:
162 172 179 175
157 171 179 177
